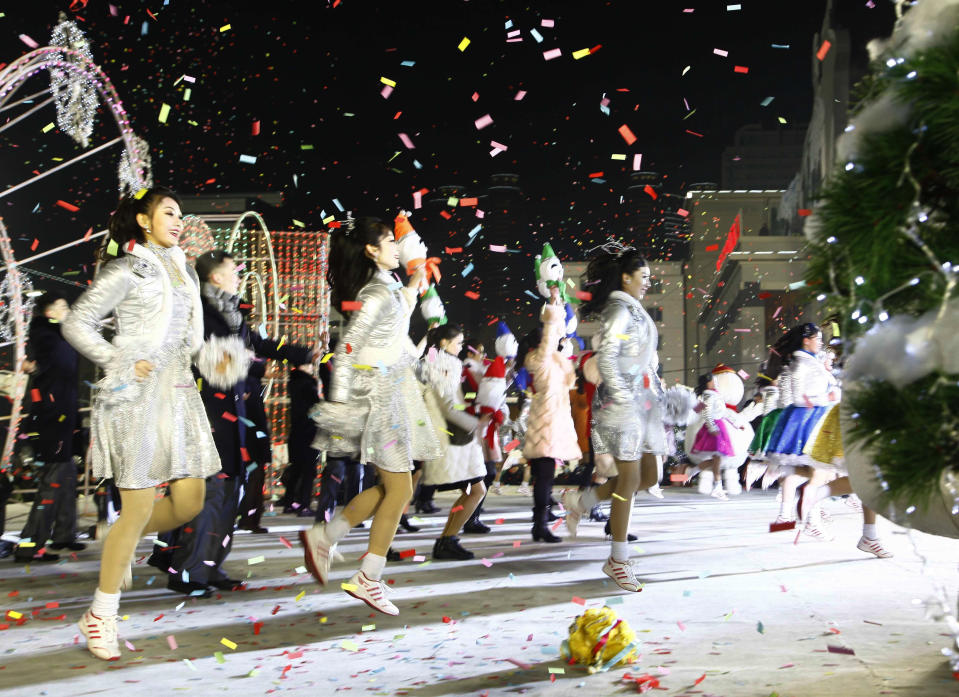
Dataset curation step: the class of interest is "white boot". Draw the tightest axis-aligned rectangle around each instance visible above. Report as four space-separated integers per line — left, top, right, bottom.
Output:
697 470 714 496
722 469 742 496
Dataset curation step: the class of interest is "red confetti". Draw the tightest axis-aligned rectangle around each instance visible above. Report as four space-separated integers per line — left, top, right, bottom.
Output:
704 244 719 252
685 129 704 137
588 171 604 179
221 412 238 422
31 388 42 402
571 596 586 606
399 548 416 558
55 200 79 212
574 290 592 301
617 124 637 145
341 301 363 312
798 208 812 216
459 197 478 206
251 120 260 136
694 673 706 686
734 65 749 73
817 40 832 61
445 247 463 254
240 447 250 462
30 238 39 251
643 184 658 200
464 291 480 300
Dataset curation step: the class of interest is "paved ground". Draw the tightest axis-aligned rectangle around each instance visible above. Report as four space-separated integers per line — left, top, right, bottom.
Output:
0 488 957 696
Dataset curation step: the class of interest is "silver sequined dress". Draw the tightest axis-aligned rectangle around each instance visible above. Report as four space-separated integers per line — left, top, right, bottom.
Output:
591 290 667 460
63 244 221 489
311 269 442 472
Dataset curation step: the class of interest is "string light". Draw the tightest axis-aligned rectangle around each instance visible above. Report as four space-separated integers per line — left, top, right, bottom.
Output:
49 14 98 148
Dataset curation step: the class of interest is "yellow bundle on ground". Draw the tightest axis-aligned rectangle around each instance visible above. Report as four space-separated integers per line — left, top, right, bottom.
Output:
561 607 641 673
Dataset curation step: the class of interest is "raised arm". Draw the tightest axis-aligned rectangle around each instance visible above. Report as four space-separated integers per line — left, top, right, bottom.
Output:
61 261 132 369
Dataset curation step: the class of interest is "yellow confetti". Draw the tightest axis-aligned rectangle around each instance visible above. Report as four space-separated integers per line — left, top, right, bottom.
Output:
295 590 306 602
320 353 334 364
183 88 191 102
322 214 336 225
292 219 306 228
319 616 328 623
41 122 55 133
220 637 237 650
341 582 358 592
458 37 471 51
134 188 149 199
380 76 396 87
219 24 231 32
247 555 265 565
612 493 628 501
352 364 373 371
610 153 627 160
549 667 566 674
778 116 787 124
106 240 119 256
17 541 35 548
158 103 171 123
214 651 226 664
361 624 376 631
831 322 840 337
615 333 631 340
572 47 590 59
7 610 23 619
340 639 359 651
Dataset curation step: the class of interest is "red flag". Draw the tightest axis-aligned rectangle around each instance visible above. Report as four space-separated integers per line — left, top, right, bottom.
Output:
716 213 741 271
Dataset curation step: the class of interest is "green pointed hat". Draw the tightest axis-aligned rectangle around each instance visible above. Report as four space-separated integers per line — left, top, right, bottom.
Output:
534 242 558 281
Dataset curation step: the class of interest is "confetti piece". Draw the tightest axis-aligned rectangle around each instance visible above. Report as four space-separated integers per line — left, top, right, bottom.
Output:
7 610 23 620
761 96 775 107
618 124 637 145
612 493 627 501
167 635 178 650
220 637 237 650
380 76 396 87
734 65 749 74
398 132 415 149
757 621 765 634
219 24 231 32
713 48 728 57
694 673 706 685
457 37 470 51
543 48 562 60
55 200 79 212
247 555 265 565
827 645 855 655
341 301 363 312
817 40 832 61
474 114 493 130
19 34 39 49
571 596 586 606
158 103 171 123
341 582 358 592
677 621 686 631
42 122 55 133
572 48 590 60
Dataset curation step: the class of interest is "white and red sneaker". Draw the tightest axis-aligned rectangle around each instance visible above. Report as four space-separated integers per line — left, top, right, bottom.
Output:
562 490 584 538
300 524 341 586
802 519 836 541
77 610 120 661
857 536 893 558
602 557 642 592
343 571 398 616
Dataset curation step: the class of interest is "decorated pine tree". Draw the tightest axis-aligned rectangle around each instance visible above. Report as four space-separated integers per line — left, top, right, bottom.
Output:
804 0 959 535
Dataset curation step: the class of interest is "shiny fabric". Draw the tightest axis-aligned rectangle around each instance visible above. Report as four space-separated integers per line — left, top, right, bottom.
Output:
312 269 441 471
806 404 846 473
591 291 666 459
63 244 220 489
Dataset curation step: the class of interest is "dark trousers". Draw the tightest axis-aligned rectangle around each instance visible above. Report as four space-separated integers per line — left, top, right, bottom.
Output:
20 460 77 546
0 472 14 535
314 456 363 523
280 452 319 509
158 474 241 584
528 457 557 525
238 463 266 527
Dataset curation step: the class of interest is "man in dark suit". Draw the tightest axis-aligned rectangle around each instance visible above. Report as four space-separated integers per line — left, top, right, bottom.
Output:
14 291 81 562
152 250 312 595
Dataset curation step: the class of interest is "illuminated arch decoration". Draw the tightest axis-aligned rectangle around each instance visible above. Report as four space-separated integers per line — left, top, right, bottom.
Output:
0 16 152 471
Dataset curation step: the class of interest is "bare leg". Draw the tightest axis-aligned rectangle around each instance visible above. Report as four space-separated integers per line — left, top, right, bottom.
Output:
98 488 156 594
778 473 808 520
367 469 413 557
441 482 486 537
142 478 207 534
799 468 835 521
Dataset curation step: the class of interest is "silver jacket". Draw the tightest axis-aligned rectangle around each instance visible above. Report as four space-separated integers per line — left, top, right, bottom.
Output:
62 244 204 371
594 290 662 405
788 350 840 407
328 269 418 403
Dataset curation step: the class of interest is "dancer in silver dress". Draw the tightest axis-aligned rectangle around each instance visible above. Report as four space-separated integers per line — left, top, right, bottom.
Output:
302 216 441 616
62 188 222 661
563 246 665 592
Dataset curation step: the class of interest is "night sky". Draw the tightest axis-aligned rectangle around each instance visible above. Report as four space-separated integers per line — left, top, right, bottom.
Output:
3 0 895 335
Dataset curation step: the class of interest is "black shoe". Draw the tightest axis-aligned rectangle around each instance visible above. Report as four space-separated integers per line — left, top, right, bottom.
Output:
239 524 269 534
297 507 316 518
147 552 171 571
432 536 474 560
588 506 609 522
353 522 366 529
208 577 244 591
386 547 402 562
531 524 561 543
0 540 13 559
462 519 491 534
167 578 214 597
545 509 560 522
49 541 86 551
13 549 60 563
398 514 420 533
414 501 441 514
603 521 638 542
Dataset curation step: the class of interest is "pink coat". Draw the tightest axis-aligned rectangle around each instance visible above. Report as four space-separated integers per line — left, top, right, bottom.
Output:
522 304 583 461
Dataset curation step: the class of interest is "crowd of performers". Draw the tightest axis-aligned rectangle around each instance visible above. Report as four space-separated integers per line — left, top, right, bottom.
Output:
0 188 891 663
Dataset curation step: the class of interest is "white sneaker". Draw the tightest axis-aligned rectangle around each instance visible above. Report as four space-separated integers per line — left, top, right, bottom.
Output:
300 524 339 586
516 484 531 496
343 571 398 616
78 610 120 661
562 489 584 538
857 536 893 558
491 483 503 495
602 556 642 593
710 484 728 501
646 484 665 499
802 520 835 541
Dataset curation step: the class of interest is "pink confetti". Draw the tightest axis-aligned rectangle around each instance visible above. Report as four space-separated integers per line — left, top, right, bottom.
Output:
713 48 729 57
480 558 493 567
677 621 686 631
737 369 750 380
505 658 533 670
683 8 695 12
490 140 508 151
167 635 178 650
222 534 231 548
677 208 689 217
412 191 423 209
380 85 394 99
19 34 39 49
398 132 415 149
475 209 485 218
541 18 555 27
489 244 507 252
542 48 562 61
514 90 527 100
124 640 136 651
633 153 643 170
471 91 479 102
733 328 751 333
773 305 783 319
474 114 493 130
